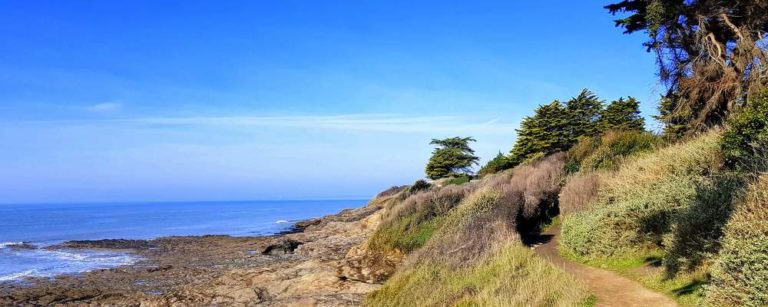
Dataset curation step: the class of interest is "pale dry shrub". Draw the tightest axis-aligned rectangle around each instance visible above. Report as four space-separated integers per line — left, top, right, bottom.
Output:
559 172 600 215
406 153 566 267
369 183 476 253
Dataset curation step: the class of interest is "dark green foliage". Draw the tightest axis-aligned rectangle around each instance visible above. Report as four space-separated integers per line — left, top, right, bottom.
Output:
509 89 604 167
478 152 511 176
565 89 604 139
606 0 768 137
721 90 768 172
509 101 570 166
598 97 645 132
408 179 432 194
444 174 471 186
425 137 479 179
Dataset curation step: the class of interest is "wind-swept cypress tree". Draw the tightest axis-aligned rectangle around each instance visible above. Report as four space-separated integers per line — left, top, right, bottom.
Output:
425 137 479 179
598 97 645 132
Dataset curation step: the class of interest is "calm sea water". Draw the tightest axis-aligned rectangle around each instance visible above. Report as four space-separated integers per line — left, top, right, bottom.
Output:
0 199 366 282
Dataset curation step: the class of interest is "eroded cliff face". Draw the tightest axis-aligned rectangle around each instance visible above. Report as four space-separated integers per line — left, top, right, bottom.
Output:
0 193 404 306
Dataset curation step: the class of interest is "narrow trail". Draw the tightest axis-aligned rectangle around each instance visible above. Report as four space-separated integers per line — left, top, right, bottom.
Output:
530 226 677 307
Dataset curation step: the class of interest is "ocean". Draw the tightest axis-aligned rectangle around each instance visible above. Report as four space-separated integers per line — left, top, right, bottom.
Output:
0 199 366 282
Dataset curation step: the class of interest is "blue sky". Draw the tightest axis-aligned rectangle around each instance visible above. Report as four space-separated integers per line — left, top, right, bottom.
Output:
0 1 659 203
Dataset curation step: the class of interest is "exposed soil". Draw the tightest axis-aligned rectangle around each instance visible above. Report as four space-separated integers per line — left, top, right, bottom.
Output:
0 204 385 306
531 226 678 307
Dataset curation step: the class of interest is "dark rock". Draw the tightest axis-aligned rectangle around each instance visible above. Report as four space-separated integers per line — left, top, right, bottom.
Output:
4 242 36 250
261 239 303 255
51 239 157 250
147 265 173 273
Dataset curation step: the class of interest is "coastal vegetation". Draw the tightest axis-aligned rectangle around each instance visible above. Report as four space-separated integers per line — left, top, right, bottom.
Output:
361 2 768 306
425 137 480 180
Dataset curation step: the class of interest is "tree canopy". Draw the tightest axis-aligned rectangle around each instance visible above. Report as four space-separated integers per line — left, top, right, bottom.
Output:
478 152 512 177
598 97 645 132
606 0 768 137
425 137 479 180
507 89 647 170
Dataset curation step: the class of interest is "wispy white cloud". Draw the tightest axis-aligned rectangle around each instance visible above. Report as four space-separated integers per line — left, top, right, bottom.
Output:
125 114 519 135
8 114 520 135
86 102 123 113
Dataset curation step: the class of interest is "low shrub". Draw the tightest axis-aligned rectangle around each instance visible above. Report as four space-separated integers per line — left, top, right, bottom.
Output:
706 174 768 307
478 152 513 176
567 130 661 172
558 172 600 215
663 174 744 276
561 131 723 259
408 179 431 194
580 130 660 170
444 174 471 186
369 184 474 253
721 89 768 172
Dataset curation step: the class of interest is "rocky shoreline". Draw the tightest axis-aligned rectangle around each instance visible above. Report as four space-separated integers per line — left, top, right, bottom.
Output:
0 197 392 306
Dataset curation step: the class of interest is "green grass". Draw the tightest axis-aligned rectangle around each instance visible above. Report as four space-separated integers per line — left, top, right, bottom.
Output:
365 243 591 307
368 213 444 253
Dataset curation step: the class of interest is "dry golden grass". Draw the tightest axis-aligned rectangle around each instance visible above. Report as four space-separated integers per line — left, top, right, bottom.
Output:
558 172 600 215
365 242 590 307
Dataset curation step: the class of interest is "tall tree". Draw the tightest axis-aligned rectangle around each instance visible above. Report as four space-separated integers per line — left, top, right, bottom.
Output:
509 100 570 166
606 0 768 136
565 89 604 142
598 97 646 132
425 137 479 180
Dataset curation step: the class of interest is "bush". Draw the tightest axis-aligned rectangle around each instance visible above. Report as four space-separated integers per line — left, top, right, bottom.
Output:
663 174 744 276
558 172 600 215
444 174 471 186
408 179 431 194
561 131 722 258
721 90 768 172
478 152 512 176
706 174 768 307
369 184 474 253
567 130 661 172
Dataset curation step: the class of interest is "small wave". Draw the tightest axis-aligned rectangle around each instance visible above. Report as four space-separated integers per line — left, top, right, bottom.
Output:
0 269 37 282
275 220 289 224
0 242 25 249
0 250 141 282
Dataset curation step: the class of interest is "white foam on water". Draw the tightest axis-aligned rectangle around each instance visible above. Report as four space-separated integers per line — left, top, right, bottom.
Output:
0 248 141 282
0 242 25 249
0 269 38 282
275 220 289 224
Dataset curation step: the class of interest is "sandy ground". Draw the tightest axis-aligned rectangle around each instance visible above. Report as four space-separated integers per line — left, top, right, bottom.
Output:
532 226 677 307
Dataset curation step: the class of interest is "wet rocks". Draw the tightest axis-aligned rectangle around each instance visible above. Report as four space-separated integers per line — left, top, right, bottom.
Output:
52 239 157 250
0 198 391 306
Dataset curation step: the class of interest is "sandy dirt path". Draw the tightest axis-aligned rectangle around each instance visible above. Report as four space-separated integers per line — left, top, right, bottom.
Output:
531 226 677 307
